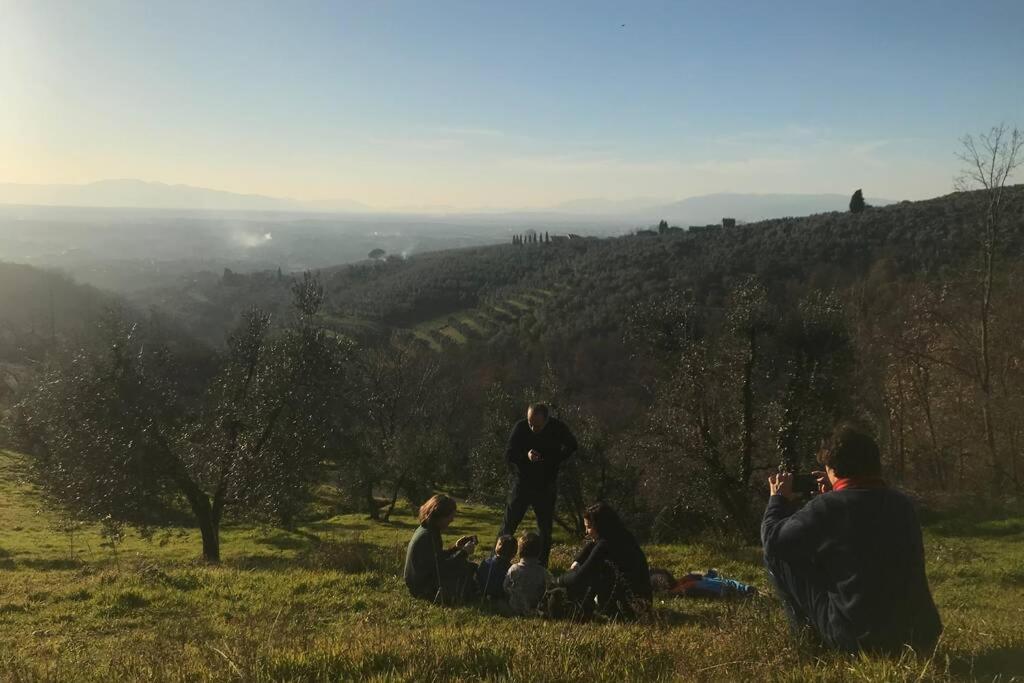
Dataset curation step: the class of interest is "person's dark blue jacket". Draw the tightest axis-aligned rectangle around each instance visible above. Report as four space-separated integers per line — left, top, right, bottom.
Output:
476 555 512 599
762 487 942 654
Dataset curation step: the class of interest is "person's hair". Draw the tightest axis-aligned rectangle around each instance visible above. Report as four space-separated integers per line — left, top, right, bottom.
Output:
583 502 627 540
527 403 549 419
518 532 542 560
649 568 676 591
418 494 457 529
817 424 882 478
495 534 516 559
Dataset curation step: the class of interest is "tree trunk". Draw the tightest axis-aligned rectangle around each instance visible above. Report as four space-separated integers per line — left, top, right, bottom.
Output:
980 204 1001 494
713 477 756 542
894 373 906 484
560 463 586 535
197 513 220 563
382 474 406 522
914 364 945 488
152 427 222 562
364 479 380 520
739 327 757 486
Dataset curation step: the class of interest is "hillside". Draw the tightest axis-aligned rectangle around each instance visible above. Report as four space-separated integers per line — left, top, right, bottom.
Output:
0 263 118 408
6 186 1024 535
143 186 1024 350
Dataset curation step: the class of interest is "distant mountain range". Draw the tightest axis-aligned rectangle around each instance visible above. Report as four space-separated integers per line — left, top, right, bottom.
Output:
0 179 372 213
0 179 894 225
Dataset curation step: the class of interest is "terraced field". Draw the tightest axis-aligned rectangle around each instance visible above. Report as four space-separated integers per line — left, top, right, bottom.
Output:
408 288 555 351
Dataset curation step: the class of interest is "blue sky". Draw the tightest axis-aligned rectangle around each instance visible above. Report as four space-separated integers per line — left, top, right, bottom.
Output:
2 1 1021 209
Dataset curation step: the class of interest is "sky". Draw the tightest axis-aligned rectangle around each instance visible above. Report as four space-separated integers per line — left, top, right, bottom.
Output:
1 1 1022 210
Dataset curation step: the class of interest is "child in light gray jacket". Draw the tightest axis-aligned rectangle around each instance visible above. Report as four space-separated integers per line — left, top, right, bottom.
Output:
504 532 553 616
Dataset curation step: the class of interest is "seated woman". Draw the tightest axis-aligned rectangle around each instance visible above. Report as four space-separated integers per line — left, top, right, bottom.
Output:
556 502 653 619
403 494 479 604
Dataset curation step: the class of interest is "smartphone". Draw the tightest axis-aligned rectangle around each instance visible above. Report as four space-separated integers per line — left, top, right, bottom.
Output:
792 473 819 497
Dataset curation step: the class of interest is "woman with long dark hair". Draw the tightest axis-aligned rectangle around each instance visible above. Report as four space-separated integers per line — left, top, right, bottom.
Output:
556 502 652 619
403 494 479 604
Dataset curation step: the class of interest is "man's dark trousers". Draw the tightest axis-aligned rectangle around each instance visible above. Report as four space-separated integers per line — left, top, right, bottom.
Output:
500 479 557 566
764 550 838 649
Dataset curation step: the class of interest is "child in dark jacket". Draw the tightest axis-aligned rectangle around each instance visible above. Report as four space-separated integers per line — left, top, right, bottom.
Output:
476 535 516 600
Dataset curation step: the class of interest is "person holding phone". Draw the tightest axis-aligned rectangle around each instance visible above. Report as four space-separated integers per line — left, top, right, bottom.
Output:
404 494 479 604
499 403 578 566
762 424 941 655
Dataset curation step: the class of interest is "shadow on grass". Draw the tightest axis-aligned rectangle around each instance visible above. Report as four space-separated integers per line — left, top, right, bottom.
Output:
19 558 84 570
307 519 372 533
1001 570 1024 588
451 507 502 524
648 606 713 628
256 531 313 551
225 554 297 572
226 537 402 575
932 519 1024 539
951 645 1024 679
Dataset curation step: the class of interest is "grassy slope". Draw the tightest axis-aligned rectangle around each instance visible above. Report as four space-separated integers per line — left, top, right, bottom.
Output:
0 450 1021 682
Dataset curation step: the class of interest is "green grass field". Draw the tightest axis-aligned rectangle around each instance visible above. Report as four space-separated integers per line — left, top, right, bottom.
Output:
0 450 1021 682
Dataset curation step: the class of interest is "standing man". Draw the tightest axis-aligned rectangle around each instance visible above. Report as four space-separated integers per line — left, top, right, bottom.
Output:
499 403 578 565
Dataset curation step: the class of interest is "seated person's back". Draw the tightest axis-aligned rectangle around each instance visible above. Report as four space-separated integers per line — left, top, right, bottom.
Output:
822 487 934 646
762 425 941 654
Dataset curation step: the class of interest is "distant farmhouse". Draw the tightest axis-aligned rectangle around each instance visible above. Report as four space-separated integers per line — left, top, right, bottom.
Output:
688 217 736 234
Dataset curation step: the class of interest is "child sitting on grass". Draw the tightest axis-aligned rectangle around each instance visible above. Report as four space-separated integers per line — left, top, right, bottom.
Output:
476 535 516 600
504 532 553 616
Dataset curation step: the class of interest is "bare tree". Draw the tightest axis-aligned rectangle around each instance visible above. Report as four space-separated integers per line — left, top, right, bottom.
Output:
955 124 1023 491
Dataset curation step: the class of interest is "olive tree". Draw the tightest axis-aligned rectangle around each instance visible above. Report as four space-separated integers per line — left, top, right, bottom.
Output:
14 273 349 562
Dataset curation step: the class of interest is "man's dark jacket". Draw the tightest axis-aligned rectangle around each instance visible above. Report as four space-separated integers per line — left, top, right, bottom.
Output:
762 487 942 654
504 417 578 487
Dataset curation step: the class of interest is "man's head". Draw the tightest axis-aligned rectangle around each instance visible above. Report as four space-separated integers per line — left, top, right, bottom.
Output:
527 403 549 432
817 424 882 480
518 531 542 561
494 534 516 560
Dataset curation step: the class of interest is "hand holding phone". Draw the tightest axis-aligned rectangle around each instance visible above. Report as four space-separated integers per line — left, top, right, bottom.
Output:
456 535 478 554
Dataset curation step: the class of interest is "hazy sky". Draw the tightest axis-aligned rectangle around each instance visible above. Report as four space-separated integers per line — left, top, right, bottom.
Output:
2 1 1022 210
